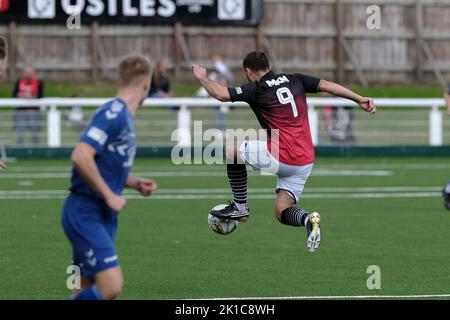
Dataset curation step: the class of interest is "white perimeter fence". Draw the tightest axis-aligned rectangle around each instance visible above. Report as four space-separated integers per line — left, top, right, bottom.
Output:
0 98 447 148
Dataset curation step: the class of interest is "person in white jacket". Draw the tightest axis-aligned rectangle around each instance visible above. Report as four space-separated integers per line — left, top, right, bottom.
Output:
445 85 450 115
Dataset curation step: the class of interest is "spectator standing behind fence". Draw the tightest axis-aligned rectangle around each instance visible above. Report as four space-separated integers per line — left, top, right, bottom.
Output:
322 92 356 144
195 72 230 132
148 61 178 111
149 61 171 98
13 66 44 145
445 84 450 115
0 36 5 80
211 55 234 132
212 54 234 84
67 94 85 132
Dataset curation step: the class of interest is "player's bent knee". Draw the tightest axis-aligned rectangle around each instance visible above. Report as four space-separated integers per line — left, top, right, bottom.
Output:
274 210 282 222
274 205 285 222
274 190 296 222
101 282 123 300
96 267 124 300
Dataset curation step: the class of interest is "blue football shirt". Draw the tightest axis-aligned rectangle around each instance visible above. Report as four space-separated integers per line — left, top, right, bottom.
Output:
70 98 136 198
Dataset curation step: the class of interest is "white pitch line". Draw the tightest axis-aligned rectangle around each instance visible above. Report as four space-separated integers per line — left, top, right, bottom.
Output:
312 170 392 176
305 186 439 193
319 164 450 170
135 192 441 200
1 187 438 195
134 186 440 194
0 190 441 200
0 190 67 195
0 195 68 200
189 294 450 300
0 173 72 179
0 188 439 195
0 170 393 179
0 172 226 179
302 192 441 199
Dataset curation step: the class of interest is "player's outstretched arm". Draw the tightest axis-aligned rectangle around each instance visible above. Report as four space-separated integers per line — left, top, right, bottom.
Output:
126 175 158 197
318 79 376 114
192 64 231 102
71 142 126 212
444 90 450 116
0 160 6 170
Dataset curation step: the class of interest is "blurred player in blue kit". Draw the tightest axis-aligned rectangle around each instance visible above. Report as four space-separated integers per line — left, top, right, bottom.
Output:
61 54 157 300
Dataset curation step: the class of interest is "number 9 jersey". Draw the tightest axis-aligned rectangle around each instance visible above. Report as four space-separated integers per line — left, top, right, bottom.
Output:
227 71 321 166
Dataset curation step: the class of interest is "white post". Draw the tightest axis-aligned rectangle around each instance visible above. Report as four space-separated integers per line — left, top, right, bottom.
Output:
429 105 443 146
177 105 191 147
47 105 61 147
308 105 319 145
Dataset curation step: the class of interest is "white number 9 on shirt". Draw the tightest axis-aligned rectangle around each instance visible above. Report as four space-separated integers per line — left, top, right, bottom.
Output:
276 87 298 118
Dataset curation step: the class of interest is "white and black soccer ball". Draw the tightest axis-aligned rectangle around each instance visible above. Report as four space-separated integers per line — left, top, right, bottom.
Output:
208 204 238 235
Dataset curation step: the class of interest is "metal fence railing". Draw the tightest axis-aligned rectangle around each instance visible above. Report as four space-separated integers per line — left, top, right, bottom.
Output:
0 98 446 148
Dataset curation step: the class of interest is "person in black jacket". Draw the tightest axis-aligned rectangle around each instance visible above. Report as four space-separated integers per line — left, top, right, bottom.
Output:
148 61 171 98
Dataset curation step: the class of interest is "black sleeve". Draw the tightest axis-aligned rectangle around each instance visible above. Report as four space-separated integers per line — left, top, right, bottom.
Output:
38 80 44 98
227 82 257 103
295 73 321 93
447 84 450 94
12 81 19 98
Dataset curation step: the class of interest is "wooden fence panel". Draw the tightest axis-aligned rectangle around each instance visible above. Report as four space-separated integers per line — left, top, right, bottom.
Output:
1 0 449 85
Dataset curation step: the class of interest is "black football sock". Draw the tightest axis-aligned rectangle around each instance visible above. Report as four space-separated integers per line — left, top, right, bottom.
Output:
280 207 309 227
227 163 248 208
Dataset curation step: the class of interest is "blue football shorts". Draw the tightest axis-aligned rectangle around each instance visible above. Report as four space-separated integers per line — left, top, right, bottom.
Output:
61 193 119 280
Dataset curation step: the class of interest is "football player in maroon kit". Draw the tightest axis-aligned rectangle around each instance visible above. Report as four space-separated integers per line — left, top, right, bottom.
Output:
193 51 375 252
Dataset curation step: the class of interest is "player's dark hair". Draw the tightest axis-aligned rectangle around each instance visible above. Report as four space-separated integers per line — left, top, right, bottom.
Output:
0 36 6 60
118 54 151 87
242 51 270 72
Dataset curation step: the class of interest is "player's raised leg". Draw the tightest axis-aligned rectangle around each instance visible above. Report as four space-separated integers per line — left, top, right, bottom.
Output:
275 190 321 252
273 161 321 252
210 142 250 221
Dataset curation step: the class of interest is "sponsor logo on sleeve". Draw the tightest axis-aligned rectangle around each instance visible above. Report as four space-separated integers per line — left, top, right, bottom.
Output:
87 127 108 145
106 101 124 120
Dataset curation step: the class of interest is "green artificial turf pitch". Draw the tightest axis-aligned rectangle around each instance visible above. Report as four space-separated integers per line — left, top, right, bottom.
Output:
0 157 449 300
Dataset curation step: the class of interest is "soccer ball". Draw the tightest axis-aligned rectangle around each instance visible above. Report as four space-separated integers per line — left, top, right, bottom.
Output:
208 204 238 235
